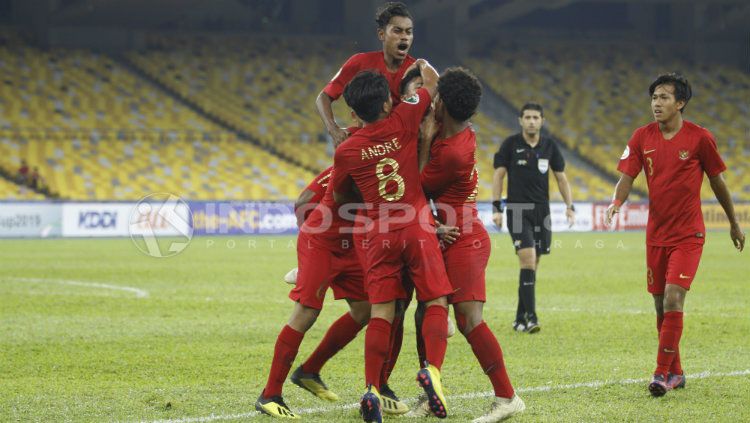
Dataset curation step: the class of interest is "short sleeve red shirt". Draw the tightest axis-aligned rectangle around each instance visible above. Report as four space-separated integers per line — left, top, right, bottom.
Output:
304 166 333 207
332 87 433 232
323 52 416 106
302 168 356 239
420 126 480 231
617 121 726 246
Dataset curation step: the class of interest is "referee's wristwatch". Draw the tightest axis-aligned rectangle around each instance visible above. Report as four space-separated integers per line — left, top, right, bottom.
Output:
492 200 504 214
567 204 576 212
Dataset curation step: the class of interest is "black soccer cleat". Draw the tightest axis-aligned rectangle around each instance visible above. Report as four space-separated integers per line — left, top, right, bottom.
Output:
648 374 669 397
255 392 300 419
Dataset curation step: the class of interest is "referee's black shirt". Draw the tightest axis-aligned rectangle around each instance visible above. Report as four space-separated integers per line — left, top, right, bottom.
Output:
493 134 565 204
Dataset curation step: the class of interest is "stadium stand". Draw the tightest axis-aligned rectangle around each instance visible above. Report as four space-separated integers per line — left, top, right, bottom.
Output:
2 28 742 202
0 129 314 200
466 41 750 201
0 30 314 200
126 34 354 172
0 176 44 200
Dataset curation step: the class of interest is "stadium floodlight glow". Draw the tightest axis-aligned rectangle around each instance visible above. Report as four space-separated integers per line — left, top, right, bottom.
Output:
129 193 193 258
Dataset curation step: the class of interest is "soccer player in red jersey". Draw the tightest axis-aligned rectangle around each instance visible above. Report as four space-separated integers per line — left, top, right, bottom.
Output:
255 166 371 419
282 166 334 284
294 166 333 227
284 122 363 284
332 62 453 422
413 67 525 422
316 2 416 146
605 73 745 397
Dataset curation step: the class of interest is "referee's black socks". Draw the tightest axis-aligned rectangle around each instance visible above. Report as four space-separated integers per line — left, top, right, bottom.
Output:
519 269 537 323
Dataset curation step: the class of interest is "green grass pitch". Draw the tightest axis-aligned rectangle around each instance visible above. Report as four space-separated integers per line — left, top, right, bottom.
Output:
1 232 748 422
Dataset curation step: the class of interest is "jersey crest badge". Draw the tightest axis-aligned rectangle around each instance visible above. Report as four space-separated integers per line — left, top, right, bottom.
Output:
679 150 689 160
538 158 549 174
403 93 419 104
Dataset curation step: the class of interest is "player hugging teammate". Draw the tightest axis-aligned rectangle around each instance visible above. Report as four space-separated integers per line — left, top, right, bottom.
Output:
256 2 524 422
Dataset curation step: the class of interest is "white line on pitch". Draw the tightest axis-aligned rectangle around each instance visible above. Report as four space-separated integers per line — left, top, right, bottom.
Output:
145 368 750 423
6 277 149 298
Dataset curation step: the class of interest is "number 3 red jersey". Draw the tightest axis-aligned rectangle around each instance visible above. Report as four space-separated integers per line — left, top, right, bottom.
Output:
617 121 726 246
421 126 480 232
332 87 433 232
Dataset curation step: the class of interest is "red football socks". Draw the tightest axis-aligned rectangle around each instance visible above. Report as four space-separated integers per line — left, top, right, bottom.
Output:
365 317 392 390
657 314 682 375
655 311 684 377
416 322 427 368
263 325 304 398
380 315 404 386
467 322 515 398
301 312 363 374
422 305 449 370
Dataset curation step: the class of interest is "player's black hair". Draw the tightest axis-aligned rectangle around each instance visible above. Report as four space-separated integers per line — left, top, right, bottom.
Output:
399 67 422 96
649 72 692 112
344 70 390 123
519 103 544 118
437 67 482 122
375 2 412 29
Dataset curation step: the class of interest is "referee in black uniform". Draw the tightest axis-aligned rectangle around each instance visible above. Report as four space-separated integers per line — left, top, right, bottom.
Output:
492 103 575 334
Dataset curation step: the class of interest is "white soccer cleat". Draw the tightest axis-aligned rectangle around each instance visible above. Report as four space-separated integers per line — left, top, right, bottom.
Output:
283 268 298 285
472 394 525 423
447 314 456 338
404 393 430 418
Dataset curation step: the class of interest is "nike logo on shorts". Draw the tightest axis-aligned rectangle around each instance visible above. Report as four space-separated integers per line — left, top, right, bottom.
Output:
679 273 691 279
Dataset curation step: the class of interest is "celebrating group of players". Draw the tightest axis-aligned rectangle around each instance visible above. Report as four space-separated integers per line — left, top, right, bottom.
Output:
256 3 521 422
255 1 745 422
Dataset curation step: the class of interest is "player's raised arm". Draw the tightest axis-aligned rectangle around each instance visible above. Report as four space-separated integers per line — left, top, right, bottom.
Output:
605 173 635 226
415 59 438 98
708 174 745 251
316 91 349 146
418 107 439 172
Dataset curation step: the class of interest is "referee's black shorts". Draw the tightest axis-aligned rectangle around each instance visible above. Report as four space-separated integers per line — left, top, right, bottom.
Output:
506 203 552 255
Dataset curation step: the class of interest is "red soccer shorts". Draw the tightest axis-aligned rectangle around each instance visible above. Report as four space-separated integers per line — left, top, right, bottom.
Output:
290 232 367 309
444 226 491 304
646 243 704 295
364 223 453 304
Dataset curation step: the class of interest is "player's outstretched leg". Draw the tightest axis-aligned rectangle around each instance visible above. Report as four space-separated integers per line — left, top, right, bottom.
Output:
416 301 450 418
293 305 368 402
379 305 409 415
651 285 686 397
454 302 525 422
360 300 396 422
257 303 319 417
656 311 686 391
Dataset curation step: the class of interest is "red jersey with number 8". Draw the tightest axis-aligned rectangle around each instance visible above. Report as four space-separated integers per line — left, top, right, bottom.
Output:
617 121 726 246
332 87 433 232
